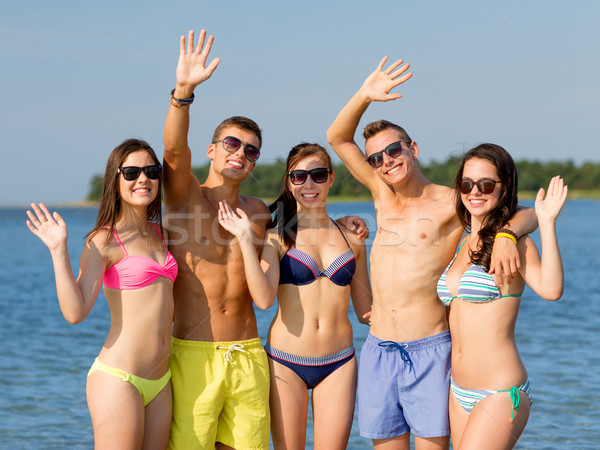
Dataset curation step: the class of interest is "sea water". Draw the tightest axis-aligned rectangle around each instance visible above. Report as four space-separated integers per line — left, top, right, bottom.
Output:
0 201 598 449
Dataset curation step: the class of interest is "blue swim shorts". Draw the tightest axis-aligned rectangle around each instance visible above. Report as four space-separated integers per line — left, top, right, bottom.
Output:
358 330 451 439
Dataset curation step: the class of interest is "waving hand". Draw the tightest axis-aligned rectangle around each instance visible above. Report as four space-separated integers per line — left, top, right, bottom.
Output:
217 200 254 243
360 56 413 103
26 203 68 251
176 30 221 89
535 176 568 224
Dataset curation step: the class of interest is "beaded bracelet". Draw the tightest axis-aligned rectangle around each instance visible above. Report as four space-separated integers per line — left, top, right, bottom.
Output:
495 228 518 245
170 89 195 107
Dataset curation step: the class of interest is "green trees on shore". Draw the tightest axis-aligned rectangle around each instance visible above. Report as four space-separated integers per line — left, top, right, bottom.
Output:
87 158 600 202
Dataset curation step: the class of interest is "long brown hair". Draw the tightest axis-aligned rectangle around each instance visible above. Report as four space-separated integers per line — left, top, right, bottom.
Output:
86 139 162 244
269 143 332 249
453 143 519 269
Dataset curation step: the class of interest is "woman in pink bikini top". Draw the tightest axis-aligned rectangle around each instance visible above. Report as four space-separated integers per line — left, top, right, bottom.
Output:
26 138 177 449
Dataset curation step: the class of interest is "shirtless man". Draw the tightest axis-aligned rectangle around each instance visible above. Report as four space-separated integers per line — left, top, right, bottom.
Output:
327 57 537 450
163 30 272 450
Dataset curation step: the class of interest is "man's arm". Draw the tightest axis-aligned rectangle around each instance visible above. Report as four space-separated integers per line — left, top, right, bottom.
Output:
163 30 220 205
326 56 412 192
490 206 538 286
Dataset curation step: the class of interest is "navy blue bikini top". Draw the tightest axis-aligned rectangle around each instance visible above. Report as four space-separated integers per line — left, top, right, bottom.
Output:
279 220 356 287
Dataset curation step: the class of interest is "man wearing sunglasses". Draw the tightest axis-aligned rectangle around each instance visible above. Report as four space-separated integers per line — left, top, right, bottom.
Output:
327 57 537 450
162 30 272 450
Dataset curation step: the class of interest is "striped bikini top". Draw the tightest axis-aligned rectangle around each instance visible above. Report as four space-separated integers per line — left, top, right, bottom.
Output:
437 236 520 306
103 224 178 290
279 219 356 287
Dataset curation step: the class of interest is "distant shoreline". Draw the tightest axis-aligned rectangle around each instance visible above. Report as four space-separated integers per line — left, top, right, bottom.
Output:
4 190 600 209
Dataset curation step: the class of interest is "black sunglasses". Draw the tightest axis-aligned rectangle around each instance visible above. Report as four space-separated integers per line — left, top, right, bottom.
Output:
365 140 411 168
288 168 332 185
118 165 162 181
214 136 260 162
458 178 501 194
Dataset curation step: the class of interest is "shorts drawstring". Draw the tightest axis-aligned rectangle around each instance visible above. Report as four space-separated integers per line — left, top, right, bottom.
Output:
217 343 248 364
378 341 414 373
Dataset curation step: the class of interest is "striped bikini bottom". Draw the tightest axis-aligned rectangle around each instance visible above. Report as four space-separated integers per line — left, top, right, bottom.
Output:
451 377 533 422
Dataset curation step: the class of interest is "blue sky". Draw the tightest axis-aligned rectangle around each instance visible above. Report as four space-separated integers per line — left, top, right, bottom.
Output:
1 1 598 206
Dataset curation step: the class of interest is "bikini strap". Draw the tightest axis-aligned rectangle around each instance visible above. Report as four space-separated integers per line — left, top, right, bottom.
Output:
456 234 469 255
103 226 128 256
150 223 168 250
330 218 351 249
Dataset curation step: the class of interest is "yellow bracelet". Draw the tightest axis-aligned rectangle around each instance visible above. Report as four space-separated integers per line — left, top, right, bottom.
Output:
495 232 517 245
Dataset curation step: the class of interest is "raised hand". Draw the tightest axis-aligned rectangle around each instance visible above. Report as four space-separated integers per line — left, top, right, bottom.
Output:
360 56 413 103
217 200 253 242
175 30 221 89
535 176 568 223
26 203 68 251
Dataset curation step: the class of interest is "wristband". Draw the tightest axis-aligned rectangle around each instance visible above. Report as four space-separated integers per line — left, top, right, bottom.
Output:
170 89 195 107
495 228 518 245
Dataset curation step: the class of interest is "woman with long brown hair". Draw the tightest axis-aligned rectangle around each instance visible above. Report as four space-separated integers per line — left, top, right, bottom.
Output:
26 139 176 449
217 142 372 449
437 143 567 449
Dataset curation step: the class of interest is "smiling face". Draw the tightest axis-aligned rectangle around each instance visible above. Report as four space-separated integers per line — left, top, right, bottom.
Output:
208 126 259 181
364 128 418 184
460 157 502 219
287 155 334 209
118 150 160 208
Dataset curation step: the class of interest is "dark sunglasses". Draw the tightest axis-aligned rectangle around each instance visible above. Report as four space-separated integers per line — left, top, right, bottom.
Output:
118 165 162 181
288 168 332 185
214 136 260 162
458 178 501 194
366 140 411 168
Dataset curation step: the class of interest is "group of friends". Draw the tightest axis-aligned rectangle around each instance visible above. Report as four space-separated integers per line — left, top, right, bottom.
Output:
26 30 567 450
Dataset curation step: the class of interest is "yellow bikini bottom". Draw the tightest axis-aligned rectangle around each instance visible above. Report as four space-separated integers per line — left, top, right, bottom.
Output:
88 358 171 406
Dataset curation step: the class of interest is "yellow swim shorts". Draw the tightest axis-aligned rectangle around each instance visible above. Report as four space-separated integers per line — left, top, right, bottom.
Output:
168 336 270 450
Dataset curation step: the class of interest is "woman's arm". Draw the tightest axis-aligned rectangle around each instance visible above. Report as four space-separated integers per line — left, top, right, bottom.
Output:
348 234 372 324
489 206 539 287
518 176 567 300
26 203 106 324
217 200 278 310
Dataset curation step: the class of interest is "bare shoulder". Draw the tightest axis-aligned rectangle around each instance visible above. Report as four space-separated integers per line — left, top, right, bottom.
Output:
241 195 269 214
241 195 270 223
166 177 205 212
427 183 454 204
265 227 280 241
424 183 457 219
264 227 285 255
86 227 110 249
84 228 114 261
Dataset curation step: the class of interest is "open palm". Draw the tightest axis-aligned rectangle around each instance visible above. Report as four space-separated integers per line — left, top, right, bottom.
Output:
217 200 253 242
176 30 220 87
535 176 568 222
26 203 68 251
361 56 413 102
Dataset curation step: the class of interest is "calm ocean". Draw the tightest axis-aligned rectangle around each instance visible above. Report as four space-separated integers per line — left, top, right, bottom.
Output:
0 201 598 449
